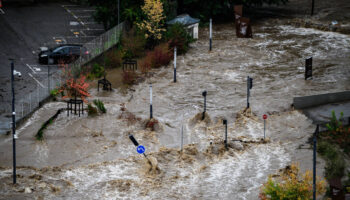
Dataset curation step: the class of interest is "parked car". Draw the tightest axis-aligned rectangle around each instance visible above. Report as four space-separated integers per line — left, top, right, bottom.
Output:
38 44 83 64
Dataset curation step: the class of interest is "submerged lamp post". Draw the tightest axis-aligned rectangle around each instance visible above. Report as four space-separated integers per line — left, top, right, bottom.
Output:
150 84 153 119
209 18 212 51
174 47 177 83
247 76 253 109
223 119 228 150
202 90 207 120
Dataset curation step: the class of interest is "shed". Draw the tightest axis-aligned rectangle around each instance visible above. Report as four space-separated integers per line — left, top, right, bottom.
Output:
167 14 200 39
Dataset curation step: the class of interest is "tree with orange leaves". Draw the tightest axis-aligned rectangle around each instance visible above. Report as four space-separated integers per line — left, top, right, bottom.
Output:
259 163 326 200
58 64 90 102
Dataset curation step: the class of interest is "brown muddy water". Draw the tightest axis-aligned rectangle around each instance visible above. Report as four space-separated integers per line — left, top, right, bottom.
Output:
0 18 350 199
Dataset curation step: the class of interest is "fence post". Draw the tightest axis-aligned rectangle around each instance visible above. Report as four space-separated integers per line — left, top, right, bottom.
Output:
37 84 39 106
48 65 50 95
29 93 31 112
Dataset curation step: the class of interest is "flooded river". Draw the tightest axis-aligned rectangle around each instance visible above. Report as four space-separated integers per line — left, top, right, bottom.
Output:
0 18 350 199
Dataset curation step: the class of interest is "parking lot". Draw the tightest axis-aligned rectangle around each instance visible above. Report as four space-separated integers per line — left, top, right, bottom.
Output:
0 1 105 133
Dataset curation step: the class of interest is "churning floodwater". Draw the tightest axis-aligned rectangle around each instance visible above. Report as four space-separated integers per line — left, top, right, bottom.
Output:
0 19 349 199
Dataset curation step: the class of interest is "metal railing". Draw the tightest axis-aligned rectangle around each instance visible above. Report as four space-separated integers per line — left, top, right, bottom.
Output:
74 22 124 66
0 22 124 134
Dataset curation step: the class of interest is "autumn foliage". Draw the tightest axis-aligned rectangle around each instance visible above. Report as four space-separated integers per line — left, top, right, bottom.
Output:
137 0 166 42
139 42 172 73
58 64 90 102
259 163 326 200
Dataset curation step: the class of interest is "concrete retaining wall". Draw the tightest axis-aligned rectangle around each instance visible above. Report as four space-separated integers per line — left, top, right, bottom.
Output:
293 91 350 109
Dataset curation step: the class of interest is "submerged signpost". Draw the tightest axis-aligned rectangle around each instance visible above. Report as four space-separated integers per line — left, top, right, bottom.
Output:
129 135 147 158
263 114 267 140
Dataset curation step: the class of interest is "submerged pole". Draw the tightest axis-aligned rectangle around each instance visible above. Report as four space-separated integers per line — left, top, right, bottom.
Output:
209 18 212 51
150 84 153 119
174 47 177 83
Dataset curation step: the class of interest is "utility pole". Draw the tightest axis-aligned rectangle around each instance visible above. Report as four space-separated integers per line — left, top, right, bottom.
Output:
10 59 17 184
313 124 319 200
311 0 315 16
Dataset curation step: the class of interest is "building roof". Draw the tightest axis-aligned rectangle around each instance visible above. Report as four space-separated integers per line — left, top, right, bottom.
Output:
166 14 200 26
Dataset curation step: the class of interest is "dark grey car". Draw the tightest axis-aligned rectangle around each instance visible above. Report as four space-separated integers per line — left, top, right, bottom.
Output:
38 44 82 64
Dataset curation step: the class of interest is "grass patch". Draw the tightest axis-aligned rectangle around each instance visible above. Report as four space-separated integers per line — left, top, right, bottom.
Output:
35 109 64 140
93 99 106 113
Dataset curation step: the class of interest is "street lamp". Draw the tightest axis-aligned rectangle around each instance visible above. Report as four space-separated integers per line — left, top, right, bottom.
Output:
10 59 17 184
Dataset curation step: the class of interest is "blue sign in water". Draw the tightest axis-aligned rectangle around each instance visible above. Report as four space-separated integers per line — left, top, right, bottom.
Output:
137 145 145 154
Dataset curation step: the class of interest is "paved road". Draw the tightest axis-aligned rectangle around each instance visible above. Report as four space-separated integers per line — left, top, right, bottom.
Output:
0 1 104 133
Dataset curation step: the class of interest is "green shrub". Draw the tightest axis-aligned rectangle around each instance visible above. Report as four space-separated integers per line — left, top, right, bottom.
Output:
88 103 98 116
121 28 146 59
165 22 194 54
91 63 105 78
50 88 59 97
317 140 345 179
326 110 343 132
93 99 106 113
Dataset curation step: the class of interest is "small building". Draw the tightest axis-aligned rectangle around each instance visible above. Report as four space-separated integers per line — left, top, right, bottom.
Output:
167 14 200 39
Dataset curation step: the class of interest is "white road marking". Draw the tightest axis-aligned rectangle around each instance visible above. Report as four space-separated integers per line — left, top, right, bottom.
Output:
80 30 87 36
26 64 37 74
82 22 98 25
64 35 95 38
70 28 104 31
28 73 45 88
32 51 36 54
0 8 5 14
76 15 91 18
61 5 79 7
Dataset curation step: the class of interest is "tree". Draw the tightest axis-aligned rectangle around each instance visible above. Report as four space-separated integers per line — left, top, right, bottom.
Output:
136 0 166 45
88 0 144 30
58 64 90 102
259 163 326 200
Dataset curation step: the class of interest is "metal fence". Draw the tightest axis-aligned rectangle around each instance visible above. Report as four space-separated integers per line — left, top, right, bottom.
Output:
1 69 62 126
73 22 124 66
0 23 124 133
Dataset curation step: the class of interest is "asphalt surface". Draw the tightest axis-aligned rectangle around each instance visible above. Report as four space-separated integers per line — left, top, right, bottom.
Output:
0 1 104 133
302 101 350 127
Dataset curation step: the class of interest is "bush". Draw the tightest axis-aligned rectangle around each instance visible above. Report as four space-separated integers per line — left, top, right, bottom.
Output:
50 88 59 98
93 99 106 113
91 63 105 78
165 22 194 54
121 29 146 59
122 70 137 85
104 50 122 68
152 43 172 68
317 140 345 179
139 43 172 72
139 53 153 74
87 103 98 116
259 163 326 200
